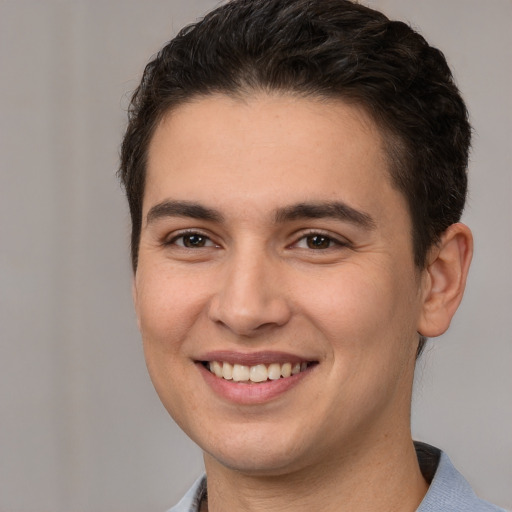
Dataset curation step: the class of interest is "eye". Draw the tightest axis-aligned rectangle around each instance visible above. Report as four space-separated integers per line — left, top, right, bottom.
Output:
294 232 347 250
304 234 331 249
169 232 217 248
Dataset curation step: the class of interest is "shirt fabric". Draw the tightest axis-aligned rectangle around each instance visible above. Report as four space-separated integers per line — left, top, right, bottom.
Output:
168 442 506 512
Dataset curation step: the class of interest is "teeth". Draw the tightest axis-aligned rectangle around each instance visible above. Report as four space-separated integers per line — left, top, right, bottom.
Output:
250 364 268 382
211 361 223 378
221 362 233 380
268 363 281 380
232 364 250 382
281 362 292 378
208 361 310 383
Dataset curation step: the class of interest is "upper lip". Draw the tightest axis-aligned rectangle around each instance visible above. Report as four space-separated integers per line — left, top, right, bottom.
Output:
196 350 317 366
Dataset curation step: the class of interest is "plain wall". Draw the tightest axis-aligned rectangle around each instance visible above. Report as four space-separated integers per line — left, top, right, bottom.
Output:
0 1 510 511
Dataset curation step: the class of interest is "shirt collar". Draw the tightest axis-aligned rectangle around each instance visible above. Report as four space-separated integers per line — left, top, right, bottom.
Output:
170 442 502 512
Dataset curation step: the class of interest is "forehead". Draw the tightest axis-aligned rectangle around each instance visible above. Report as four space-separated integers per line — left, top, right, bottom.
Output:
144 93 405 225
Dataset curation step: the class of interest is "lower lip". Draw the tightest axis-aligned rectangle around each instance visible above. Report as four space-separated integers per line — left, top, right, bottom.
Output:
197 363 313 405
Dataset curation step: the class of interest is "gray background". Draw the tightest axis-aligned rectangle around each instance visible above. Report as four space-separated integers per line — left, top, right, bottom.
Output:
0 1 510 511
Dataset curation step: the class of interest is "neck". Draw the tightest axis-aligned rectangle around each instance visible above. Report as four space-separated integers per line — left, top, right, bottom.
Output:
203 435 428 512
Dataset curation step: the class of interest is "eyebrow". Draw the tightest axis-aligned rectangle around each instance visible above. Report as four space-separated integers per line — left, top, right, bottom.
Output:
274 201 376 229
145 199 375 230
146 200 224 225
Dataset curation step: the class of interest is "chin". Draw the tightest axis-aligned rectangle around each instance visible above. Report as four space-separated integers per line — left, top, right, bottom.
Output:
198 425 319 476
204 447 307 476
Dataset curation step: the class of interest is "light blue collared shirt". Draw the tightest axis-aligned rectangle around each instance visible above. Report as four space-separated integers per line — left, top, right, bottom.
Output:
168 443 507 512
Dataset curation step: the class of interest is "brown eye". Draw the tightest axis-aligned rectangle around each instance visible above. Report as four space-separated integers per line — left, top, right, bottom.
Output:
182 234 208 247
171 233 215 248
306 235 332 249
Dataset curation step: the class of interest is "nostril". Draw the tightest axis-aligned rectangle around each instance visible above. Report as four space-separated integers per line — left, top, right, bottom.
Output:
208 296 292 336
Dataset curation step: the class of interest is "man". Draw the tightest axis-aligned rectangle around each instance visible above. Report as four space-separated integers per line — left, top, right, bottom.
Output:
119 0 505 510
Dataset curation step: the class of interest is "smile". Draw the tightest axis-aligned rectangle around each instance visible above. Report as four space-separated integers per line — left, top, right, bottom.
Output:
205 361 312 383
197 353 317 404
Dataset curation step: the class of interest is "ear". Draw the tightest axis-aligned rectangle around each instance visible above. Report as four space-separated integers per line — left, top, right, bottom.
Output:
417 223 473 338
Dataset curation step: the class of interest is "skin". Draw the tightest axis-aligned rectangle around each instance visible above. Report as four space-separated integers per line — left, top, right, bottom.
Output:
133 93 472 512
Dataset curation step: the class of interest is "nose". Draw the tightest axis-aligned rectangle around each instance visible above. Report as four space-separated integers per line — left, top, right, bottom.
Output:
208 248 292 337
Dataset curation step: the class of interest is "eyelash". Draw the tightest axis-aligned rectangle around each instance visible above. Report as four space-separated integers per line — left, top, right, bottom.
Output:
164 229 349 251
164 230 218 249
292 230 350 250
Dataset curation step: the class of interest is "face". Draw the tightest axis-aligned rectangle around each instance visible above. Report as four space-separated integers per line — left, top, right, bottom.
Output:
134 93 428 476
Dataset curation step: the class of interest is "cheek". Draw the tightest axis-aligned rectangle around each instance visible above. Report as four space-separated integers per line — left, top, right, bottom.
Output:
299 269 393 331
135 267 209 346
298 262 420 360
135 270 206 419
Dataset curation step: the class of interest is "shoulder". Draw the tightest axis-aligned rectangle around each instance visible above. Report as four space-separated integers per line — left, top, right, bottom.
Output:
415 442 507 512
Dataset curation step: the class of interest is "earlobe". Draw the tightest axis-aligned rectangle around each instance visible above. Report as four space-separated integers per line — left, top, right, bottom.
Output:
417 223 473 338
